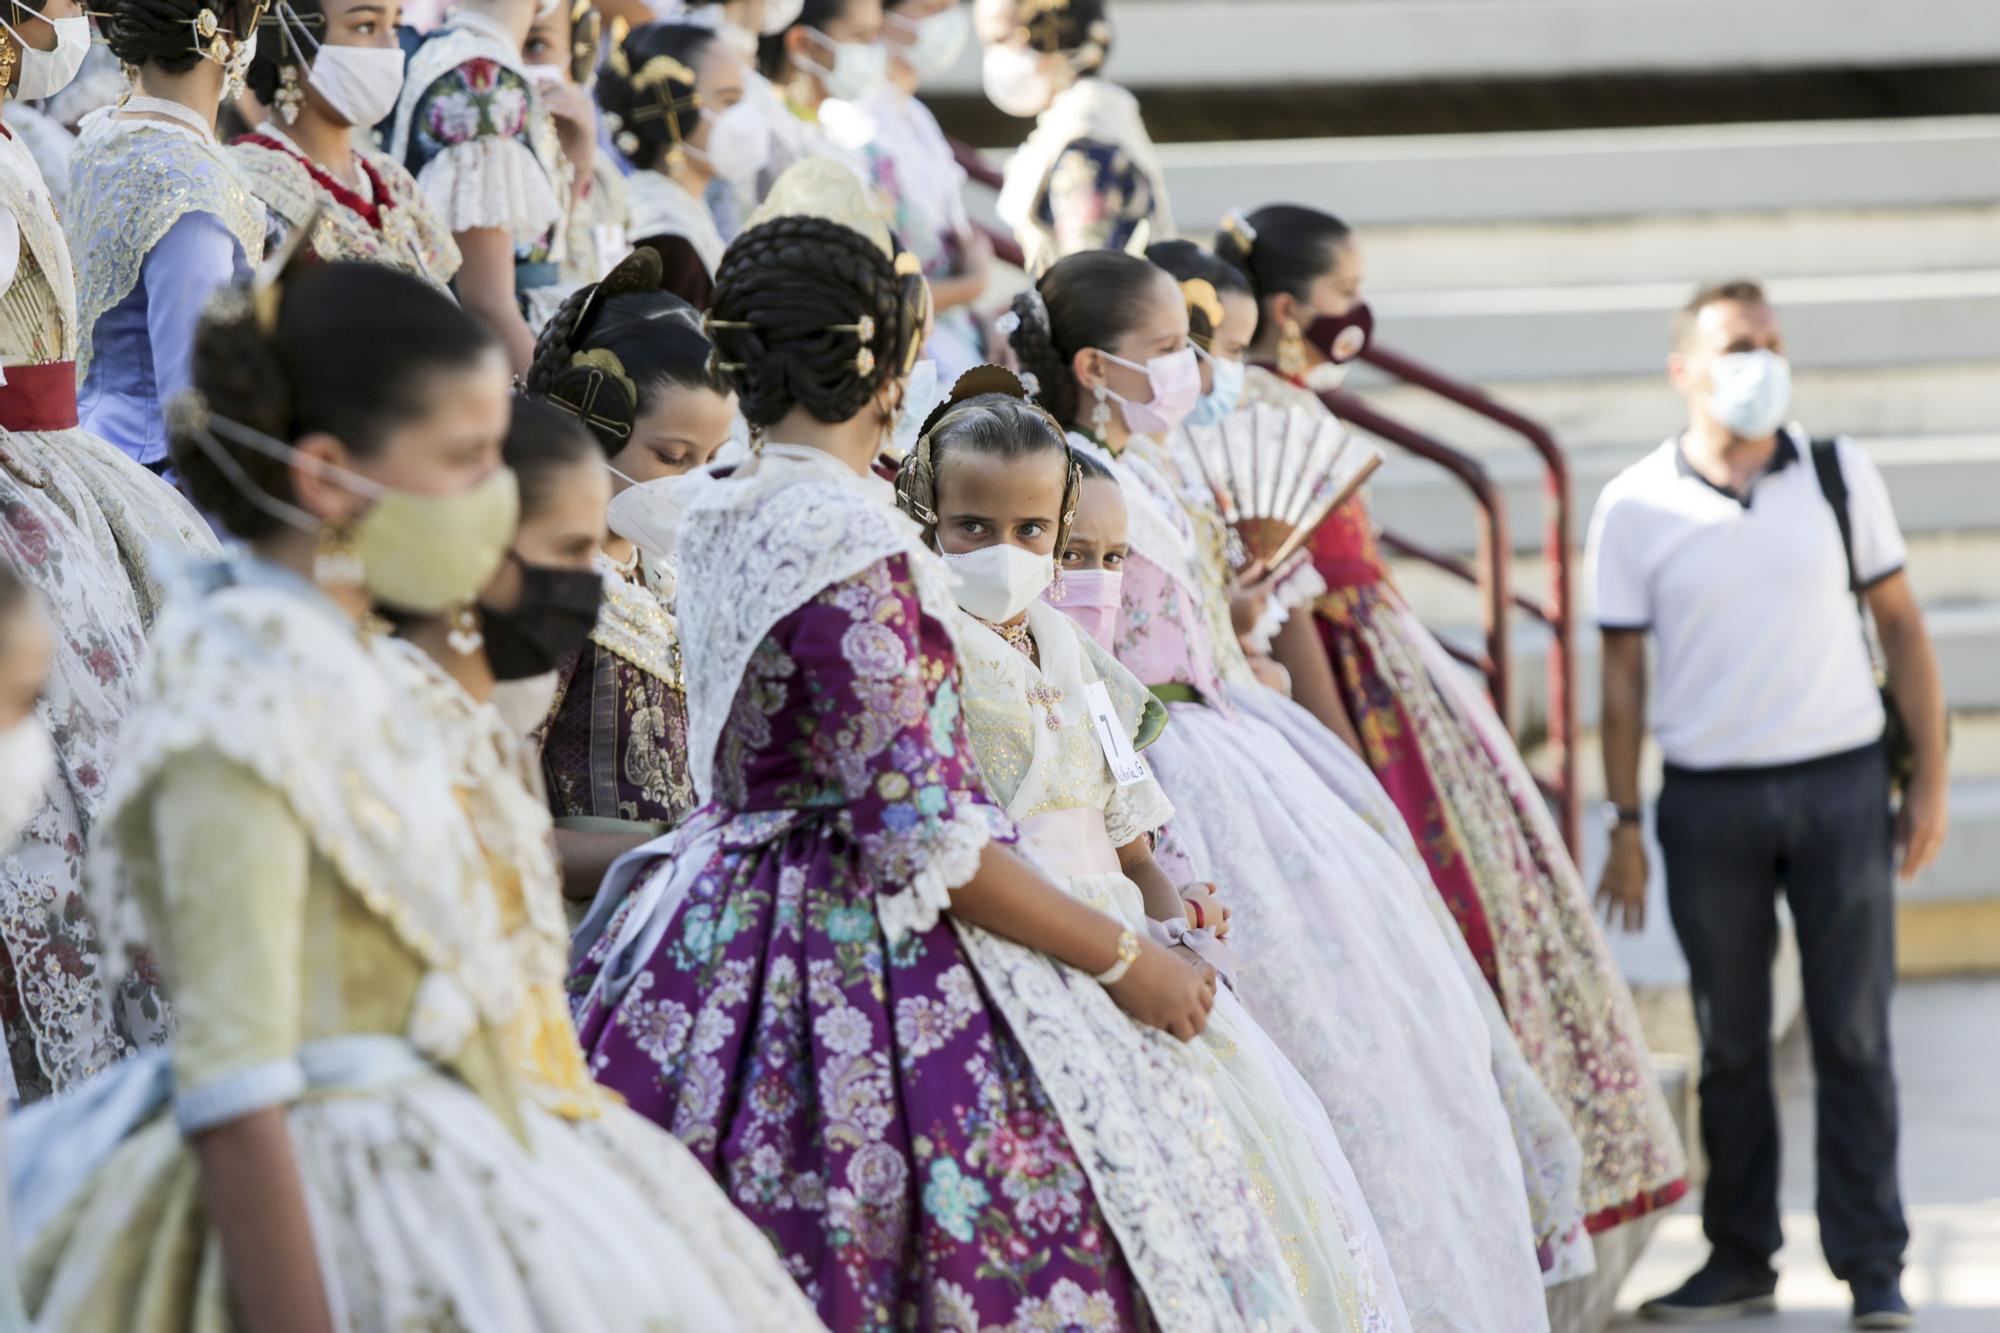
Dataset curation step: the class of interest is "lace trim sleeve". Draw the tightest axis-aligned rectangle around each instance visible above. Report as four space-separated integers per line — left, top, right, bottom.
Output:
416 134 563 243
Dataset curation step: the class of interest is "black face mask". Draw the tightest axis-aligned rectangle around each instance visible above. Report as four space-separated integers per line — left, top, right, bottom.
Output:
480 555 605 681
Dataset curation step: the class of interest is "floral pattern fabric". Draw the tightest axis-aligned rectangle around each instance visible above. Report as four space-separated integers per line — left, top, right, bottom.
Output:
569 555 1147 1330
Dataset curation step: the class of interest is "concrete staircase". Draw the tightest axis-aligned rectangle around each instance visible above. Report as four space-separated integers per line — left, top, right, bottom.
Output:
1146 114 2000 984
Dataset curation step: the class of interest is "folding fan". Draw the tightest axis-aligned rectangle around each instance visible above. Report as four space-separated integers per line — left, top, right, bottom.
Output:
1176 404 1381 572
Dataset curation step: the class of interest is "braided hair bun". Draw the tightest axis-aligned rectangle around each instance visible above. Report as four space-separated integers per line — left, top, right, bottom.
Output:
599 22 714 175
705 212 927 428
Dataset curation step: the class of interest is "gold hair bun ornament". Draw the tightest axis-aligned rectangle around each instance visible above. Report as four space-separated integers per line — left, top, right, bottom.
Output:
1180 277 1224 331
630 53 695 92
1219 208 1258 251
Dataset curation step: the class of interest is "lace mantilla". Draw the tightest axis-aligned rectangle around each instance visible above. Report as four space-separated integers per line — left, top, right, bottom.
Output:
229 136 461 289
625 168 725 277
674 449 960 801
1070 431 1210 608
90 571 522 1029
67 111 265 381
0 137 76 359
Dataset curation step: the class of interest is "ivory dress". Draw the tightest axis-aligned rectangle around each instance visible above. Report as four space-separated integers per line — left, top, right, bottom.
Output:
568 446 1309 1330
230 123 461 287
958 598 1411 1332
0 125 213 1102
1072 429 1555 1332
15 556 821 1331
1242 365 1688 1232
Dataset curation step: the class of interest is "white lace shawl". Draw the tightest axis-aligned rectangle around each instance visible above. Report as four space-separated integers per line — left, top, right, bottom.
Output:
91 570 522 1031
625 168 726 278
673 447 960 803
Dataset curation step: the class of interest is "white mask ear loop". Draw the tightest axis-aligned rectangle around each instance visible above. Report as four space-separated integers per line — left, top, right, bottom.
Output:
172 397 388 532
274 1 322 67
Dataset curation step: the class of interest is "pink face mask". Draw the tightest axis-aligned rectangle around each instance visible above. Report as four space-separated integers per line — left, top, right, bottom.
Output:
1045 568 1123 649
1100 346 1200 438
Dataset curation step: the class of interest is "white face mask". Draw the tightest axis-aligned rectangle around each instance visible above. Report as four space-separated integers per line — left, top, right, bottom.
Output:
688 97 773 184
1 13 90 103
981 42 1048 118
888 5 969 81
944 543 1054 624
799 29 888 102
489 671 562 742
760 0 805 34
606 469 690 561
309 45 407 129
1706 348 1792 440
0 714 54 851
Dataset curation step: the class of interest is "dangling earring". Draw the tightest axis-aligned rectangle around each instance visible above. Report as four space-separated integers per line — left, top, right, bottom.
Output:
1090 385 1113 436
1277 318 1308 380
313 520 364 588
1048 566 1066 601
275 62 305 124
0 34 19 95
446 603 484 656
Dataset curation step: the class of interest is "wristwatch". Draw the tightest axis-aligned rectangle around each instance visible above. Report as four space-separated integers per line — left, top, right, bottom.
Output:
1603 803 1643 832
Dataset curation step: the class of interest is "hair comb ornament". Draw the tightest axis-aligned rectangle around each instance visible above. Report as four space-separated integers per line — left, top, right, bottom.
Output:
1180 278 1224 331
1220 208 1258 252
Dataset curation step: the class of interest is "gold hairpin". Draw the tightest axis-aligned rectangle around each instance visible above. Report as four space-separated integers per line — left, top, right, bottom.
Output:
631 53 695 92
1180 278 1223 331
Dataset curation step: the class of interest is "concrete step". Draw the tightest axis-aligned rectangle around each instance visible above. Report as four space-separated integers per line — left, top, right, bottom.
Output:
1143 116 2000 230
1357 205 2000 294
1362 432 2000 559
1362 269 2000 383
1391 530 2000 628
930 2 2000 96
1351 363 2000 462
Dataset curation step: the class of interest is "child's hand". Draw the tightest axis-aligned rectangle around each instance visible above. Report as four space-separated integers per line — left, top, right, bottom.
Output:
1180 881 1232 940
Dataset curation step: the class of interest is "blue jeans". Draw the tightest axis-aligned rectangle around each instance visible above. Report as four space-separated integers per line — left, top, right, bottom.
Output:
1658 739 1907 1284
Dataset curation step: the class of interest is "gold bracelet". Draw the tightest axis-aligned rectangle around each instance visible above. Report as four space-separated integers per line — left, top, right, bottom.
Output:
1093 929 1140 986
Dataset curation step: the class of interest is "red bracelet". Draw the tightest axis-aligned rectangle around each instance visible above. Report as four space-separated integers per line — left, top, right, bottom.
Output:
1187 897 1206 930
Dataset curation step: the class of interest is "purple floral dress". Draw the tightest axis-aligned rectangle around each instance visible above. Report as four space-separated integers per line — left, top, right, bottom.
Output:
570 552 1145 1331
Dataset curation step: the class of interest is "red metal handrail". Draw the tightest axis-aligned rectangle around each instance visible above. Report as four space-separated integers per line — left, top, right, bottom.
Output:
1353 345 1579 854
949 137 1578 853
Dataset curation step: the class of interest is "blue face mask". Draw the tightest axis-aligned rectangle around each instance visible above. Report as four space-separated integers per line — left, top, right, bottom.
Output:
1186 349 1246 429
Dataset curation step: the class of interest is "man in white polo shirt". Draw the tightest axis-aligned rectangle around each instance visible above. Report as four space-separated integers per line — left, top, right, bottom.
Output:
1587 279 1948 1329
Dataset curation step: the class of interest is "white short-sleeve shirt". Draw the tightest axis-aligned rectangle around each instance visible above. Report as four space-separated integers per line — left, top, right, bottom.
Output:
1584 424 1906 770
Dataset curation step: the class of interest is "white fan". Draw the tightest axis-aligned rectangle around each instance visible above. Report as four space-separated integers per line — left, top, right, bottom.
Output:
1176 404 1381 571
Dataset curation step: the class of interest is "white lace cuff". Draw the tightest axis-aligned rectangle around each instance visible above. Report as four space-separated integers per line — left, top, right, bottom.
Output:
417 136 562 244
873 811 1004 946
1105 776 1175 850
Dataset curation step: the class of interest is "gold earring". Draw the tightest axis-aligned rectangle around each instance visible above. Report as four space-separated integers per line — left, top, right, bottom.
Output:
1277 318 1308 380
275 62 305 123
313 520 364 588
446 603 484 656
0 33 19 94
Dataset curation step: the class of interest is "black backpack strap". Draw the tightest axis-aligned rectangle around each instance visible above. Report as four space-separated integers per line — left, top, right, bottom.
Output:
1807 435 1861 596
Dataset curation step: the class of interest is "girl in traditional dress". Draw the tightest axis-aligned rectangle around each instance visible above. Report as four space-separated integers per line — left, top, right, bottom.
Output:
526 0 633 287
897 375 1411 1330
568 159 1309 1330
523 251 737 896
381 395 828 1329
391 0 578 369
1215 203 1689 1240
233 0 461 286
598 21 766 308
754 0 882 194
0 0 218 1101
70 0 266 469
975 0 1173 273
835 0 988 379
14 260 819 1332
1006 248 1567 1332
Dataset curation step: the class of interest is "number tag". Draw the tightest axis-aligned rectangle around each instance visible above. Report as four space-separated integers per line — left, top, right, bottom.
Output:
1084 681 1149 787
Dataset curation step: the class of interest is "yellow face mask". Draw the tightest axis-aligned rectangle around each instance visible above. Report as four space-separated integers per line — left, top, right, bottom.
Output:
353 466 521 615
